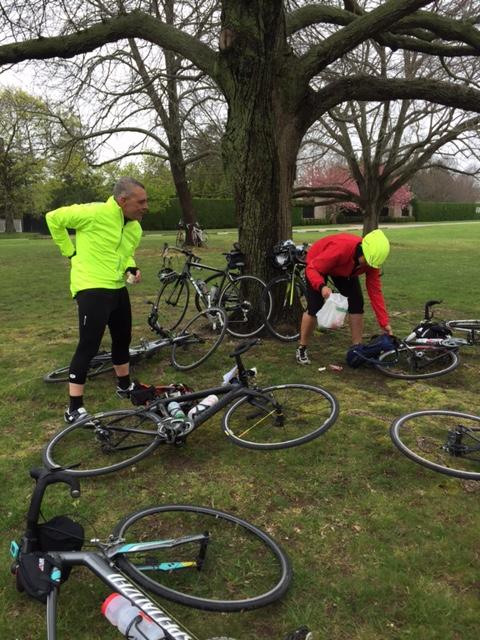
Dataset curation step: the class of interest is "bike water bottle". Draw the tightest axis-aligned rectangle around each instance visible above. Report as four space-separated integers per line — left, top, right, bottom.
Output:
167 401 187 420
102 593 165 639
195 280 208 294
187 394 219 420
209 285 218 303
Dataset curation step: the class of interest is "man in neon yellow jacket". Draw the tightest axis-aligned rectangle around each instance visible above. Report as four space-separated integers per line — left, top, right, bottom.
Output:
46 177 148 423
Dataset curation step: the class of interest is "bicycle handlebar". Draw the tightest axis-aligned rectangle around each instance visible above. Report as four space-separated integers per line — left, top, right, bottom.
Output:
26 468 81 532
229 338 260 357
424 299 442 320
163 244 201 262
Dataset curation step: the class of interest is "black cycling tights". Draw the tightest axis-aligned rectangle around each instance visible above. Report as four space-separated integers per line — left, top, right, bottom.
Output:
69 288 132 385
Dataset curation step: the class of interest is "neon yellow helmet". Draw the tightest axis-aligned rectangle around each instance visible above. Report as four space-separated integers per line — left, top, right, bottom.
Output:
361 229 390 268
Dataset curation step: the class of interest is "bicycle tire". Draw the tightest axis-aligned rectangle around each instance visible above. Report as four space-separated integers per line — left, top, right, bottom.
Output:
219 275 272 338
42 409 164 477
112 504 292 612
156 277 189 331
375 345 459 379
222 383 338 450
446 319 480 344
390 410 480 480
171 307 227 371
263 274 306 342
43 354 115 383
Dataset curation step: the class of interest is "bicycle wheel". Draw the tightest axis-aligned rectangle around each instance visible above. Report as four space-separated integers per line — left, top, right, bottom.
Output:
263 274 306 342
43 409 163 477
390 410 480 480
113 504 292 612
222 383 338 450
220 275 271 338
44 354 115 383
156 277 189 331
446 320 480 344
375 345 459 379
171 307 227 371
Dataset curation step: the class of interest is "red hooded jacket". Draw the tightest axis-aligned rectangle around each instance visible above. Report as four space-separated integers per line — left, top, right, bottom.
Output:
305 233 389 328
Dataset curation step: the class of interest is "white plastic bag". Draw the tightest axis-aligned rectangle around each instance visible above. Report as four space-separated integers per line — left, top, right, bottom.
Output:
316 293 348 329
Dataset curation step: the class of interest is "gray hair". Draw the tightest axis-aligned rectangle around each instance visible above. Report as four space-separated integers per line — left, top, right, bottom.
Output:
113 177 145 198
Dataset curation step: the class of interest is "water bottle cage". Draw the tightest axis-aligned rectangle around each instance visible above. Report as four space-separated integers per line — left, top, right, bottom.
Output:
125 614 144 638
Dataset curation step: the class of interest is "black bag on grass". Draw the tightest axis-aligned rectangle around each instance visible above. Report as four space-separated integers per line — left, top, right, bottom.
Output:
15 551 62 604
14 515 84 603
346 335 397 368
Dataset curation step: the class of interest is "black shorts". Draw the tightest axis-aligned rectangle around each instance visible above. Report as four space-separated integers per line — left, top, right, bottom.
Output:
305 276 364 317
69 287 132 384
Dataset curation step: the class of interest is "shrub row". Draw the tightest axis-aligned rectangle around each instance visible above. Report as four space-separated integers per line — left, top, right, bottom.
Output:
413 201 480 222
298 215 416 226
143 198 305 230
32 198 478 233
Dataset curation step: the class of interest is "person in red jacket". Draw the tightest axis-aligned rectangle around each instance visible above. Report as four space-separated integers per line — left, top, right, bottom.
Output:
296 230 392 365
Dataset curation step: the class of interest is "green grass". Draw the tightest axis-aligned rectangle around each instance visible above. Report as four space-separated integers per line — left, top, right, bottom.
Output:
1 222 480 640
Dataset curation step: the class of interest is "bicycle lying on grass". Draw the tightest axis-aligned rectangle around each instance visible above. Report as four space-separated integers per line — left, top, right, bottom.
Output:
156 243 272 338
44 306 227 382
43 339 339 477
10 467 292 639
445 319 480 345
373 300 473 379
390 410 480 481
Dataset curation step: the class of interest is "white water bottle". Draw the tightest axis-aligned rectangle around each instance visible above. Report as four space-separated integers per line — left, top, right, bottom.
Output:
209 285 218 303
102 593 165 639
187 394 219 420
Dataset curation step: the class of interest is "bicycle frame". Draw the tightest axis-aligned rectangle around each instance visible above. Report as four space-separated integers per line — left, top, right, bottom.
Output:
442 424 480 460
151 380 273 436
399 300 471 351
145 339 270 434
286 266 305 306
46 549 196 640
162 249 235 306
404 336 468 348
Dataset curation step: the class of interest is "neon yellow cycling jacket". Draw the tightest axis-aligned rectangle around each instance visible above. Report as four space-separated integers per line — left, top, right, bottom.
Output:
46 196 143 297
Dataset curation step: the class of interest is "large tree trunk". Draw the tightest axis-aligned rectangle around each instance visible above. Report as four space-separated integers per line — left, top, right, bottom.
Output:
169 158 199 246
220 1 301 282
362 204 380 235
3 192 15 233
360 178 386 235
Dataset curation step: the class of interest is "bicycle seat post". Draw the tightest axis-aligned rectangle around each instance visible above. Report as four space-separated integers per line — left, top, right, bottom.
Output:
235 352 248 385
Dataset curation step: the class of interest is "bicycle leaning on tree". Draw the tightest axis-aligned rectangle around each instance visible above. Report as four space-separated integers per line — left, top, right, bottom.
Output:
155 243 272 338
10 467 292 640
262 240 308 342
42 339 339 477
